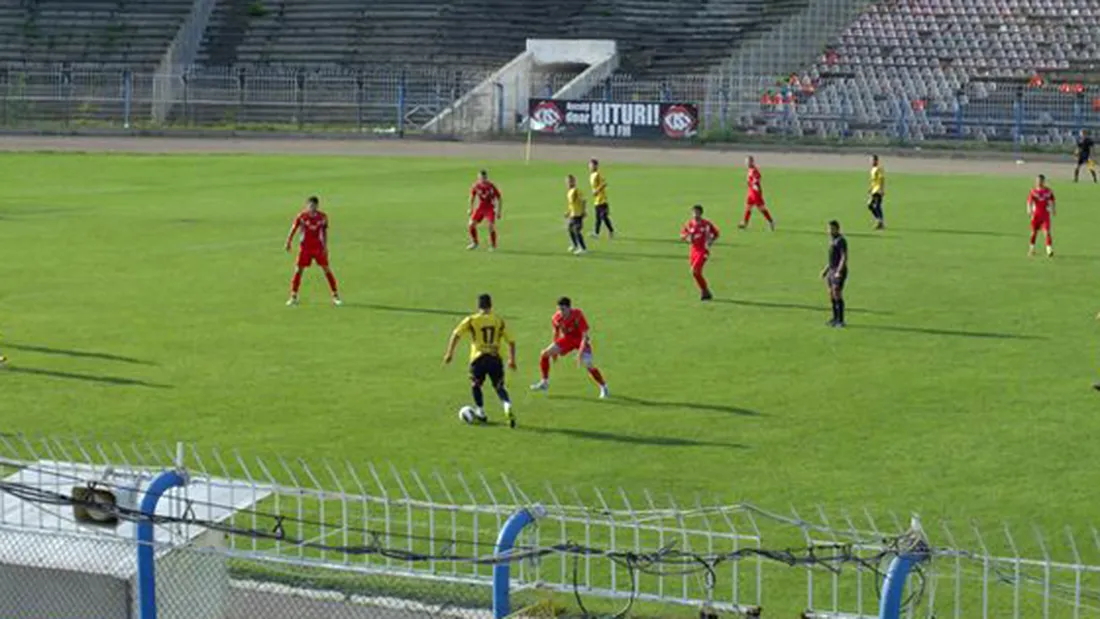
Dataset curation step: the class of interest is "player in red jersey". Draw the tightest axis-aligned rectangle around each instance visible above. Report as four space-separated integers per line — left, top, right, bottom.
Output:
530 297 609 398
1027 174 1056 257
681 205 720 301
738 156 775 230
285 196 341 306
467 170 502 250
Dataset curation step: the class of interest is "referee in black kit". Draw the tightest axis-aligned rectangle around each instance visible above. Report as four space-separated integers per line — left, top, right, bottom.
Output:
1074 129 1097 183
821 220 848 327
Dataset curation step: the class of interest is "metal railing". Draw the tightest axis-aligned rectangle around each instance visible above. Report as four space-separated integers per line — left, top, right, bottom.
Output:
1 434 1099 618
0 63 1096 145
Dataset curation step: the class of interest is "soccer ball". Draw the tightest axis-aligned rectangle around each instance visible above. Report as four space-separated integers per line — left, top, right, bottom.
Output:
458 406 479 424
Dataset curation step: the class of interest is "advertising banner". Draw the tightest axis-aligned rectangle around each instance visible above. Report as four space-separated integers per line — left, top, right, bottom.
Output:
528 99 699 139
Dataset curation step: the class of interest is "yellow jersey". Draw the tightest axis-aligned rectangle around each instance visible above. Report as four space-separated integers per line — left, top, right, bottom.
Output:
589 171 608 205
566 188 586 217
452 311 511 363
870 165 885 195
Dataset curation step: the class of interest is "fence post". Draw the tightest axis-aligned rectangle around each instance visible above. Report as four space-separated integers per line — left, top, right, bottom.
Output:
492 505 544 619
1074 91 1084 135
61 64 72 127
180 71 189 127
397 70 406 138
295 68 305 129
136 469 188 619
0 67 7 127
123 69 133 129
1013 90 1023 148
878 517 930 619
236 67 246 127
355 72 364 132
494 82 504 133
954 90 963 138
604 76 612 101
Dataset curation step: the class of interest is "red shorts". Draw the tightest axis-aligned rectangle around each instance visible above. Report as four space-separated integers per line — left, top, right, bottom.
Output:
553 338 587 356
690 249 709 270
746 193 765 207
471 205 496 224
1030 214 1050 231
297 247 329 268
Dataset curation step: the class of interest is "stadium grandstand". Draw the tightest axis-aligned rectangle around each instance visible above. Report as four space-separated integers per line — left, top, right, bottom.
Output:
0 0 1096 139
788 0 1100 142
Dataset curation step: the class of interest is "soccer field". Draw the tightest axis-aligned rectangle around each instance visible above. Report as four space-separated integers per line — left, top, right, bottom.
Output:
1 145 1097 540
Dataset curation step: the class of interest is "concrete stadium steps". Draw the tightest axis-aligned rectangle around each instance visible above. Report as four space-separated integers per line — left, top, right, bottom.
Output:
0 0 193 67
560 0 809 76
193 0 807 76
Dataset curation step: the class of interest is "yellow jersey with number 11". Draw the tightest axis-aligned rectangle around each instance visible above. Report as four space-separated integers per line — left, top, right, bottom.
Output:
452 311 511 362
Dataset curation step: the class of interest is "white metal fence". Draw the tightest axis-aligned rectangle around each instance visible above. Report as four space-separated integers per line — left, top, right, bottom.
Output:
0 434 1099 618
1 63 1096 144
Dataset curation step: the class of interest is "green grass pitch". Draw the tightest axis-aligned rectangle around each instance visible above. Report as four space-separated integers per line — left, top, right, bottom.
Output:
1 151 1097 543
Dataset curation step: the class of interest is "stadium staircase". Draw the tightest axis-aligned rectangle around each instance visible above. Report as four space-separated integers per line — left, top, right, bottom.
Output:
181 0 823 130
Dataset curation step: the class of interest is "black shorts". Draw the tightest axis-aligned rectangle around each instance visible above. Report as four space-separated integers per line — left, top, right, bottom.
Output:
1078 155 1092 166
827 271 848 291
470 354 504 387
868 193 883 210
595 203 609 214
568 216 585 229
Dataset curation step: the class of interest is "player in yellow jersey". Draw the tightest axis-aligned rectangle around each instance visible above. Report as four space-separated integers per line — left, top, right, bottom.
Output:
589 159 615 239
565 174 587 255
443 293 517 427
868 154 886 229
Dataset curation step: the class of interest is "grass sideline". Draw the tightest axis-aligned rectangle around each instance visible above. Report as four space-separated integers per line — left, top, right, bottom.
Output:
1 154 1098 547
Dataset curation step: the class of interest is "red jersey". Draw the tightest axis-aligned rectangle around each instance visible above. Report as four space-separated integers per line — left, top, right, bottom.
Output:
747 166 763 197
552 308 589 342
1028 187 1055 216
292 209 328 250
681 218 720 251
471 181 501 210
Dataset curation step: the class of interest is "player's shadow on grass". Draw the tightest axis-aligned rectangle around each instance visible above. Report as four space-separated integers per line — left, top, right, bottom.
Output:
783 228 891 239
904 227 1016 238
4 366 171 388
498 249 683 262
496 249 630 261
341 303 468 317
517 425 746 449
553 394 761 417
848 324 1044 340
616 237 683 246
5 343 155 365
714 298 890 315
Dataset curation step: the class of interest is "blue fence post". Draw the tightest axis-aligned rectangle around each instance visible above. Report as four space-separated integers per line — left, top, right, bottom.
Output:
136 469 188 619
1074 92 1084 135
396 70 406 138
492 505 544 619
1013 92 1023 148
604 77 612 102
953 91 963 138
720 83 729 130
122 69 133 129
878 518 930 619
